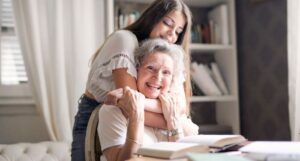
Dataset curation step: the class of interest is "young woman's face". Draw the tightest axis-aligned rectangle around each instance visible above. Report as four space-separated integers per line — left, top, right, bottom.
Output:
137 52 174 99
150 10 186 44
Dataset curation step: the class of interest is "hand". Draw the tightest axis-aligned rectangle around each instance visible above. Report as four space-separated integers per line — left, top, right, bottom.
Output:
117 86 145 122
104 88 123 105
180 115 199 136
158 93 180 130
168 87 187 115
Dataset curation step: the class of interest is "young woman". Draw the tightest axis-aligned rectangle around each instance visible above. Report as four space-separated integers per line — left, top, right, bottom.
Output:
71 0 193 161
98 39 198 161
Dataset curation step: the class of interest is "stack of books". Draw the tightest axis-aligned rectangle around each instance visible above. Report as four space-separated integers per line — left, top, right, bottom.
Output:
191 62 229 96
191 4 229 45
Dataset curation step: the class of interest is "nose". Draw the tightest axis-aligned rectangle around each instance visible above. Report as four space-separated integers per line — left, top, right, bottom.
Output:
153 71 163 82
166 29 176 43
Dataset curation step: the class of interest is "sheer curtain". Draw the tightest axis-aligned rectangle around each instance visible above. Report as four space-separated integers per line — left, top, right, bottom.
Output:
12 0 105 142
288 0 300 141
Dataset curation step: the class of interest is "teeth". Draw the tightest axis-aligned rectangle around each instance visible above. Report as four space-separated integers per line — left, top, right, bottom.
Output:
146 82 161 90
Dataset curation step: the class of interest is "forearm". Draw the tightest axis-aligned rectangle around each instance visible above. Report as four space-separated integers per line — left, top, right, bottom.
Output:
116 121 144 161
144 111 167 129
144 98 162 113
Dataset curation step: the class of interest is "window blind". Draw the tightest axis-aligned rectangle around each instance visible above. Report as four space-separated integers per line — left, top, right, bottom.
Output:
0 0 28 85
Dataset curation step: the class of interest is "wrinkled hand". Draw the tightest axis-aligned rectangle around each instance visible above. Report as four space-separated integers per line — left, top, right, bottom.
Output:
104 88 123 105
158 93 180 130
117 86 145 122
168 89 187 115
180 115 199 136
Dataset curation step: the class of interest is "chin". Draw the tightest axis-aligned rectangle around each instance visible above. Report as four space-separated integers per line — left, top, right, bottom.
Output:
145 93 159 99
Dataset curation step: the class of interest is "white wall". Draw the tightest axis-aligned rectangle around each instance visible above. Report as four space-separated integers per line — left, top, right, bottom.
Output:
0 105 49 144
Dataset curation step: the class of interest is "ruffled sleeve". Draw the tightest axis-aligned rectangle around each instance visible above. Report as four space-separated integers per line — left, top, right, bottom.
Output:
93 30 138 78
86 30 139 102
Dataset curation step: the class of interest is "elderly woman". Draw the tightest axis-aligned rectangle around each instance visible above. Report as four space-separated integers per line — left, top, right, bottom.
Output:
98 39 198 161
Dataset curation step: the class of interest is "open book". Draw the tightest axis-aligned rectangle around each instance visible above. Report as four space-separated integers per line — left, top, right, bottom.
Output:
239 141 300 161
137 134 247 159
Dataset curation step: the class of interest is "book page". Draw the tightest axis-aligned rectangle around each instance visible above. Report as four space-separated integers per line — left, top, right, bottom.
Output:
137 142 209 159
140 142 199 152
178 135 245 147
239 141 300 154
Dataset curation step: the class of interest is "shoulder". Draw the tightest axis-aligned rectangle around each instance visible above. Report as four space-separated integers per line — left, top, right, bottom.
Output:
108 30 138 46
113 30 137 39
99 105 126 122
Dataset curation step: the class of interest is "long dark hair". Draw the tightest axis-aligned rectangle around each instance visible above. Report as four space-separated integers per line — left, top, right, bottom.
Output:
125 0 193 108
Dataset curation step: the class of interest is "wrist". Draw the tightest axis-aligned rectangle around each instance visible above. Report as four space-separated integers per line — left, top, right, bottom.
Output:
166 117 180 130
129 110 144 122
161 128 183 136
168 128 183 136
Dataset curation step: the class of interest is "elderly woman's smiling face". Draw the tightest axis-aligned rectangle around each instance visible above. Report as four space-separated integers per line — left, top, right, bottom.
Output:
137 52 174 99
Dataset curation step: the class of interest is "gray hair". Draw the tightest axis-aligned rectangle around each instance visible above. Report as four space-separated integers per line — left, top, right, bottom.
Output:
135 38 185 85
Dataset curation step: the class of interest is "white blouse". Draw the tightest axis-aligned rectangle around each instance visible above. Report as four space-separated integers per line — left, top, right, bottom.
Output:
86 30 139 102
98 105 168 161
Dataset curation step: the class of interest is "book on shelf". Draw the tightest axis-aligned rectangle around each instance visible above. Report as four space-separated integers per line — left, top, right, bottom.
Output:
191 62 224 96
117 8 140 29
191 62 221 96
136 134 247 159
191 24 202 43
239 141 300 161
201 23 211 44
211 62 229 95
208 4 229 45
191 79 204 96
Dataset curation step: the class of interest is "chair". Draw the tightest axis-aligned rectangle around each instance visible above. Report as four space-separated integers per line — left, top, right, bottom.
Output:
85 106 102 161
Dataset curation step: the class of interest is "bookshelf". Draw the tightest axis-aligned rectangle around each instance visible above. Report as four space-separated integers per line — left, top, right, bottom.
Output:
104 0 240 134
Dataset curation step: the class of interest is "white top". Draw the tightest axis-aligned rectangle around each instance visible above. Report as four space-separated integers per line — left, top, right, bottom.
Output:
98 105 168 161
86 30 139 102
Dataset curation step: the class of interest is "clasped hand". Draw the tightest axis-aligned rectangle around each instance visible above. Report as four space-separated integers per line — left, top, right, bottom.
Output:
105 87 181 128
106 87 145 122
159 92 181 130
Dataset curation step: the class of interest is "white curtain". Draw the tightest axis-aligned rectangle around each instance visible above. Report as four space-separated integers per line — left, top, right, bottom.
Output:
12 0 105 142
288 0 300 141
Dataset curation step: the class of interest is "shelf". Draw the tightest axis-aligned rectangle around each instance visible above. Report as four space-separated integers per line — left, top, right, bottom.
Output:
115 0 226 7
110 0 240 134
190 44 233 52
191 95 237 102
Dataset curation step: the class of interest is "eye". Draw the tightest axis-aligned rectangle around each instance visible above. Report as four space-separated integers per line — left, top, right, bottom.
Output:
163 70 172 75
163 18 173 27
147 65 155 71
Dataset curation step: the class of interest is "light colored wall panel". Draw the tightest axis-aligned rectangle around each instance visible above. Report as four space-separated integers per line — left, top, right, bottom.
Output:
0 105 49 144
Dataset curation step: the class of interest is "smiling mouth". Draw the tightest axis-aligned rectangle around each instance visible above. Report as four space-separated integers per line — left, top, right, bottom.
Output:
146 82 161 90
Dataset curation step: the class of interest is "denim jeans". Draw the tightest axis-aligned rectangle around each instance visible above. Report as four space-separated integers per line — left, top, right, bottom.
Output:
71 94 101 161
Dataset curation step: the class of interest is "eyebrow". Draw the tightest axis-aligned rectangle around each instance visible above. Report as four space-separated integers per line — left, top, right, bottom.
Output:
166 16 184 30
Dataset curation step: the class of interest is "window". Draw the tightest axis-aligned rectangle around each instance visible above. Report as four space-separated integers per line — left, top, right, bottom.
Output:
0 0 32 103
